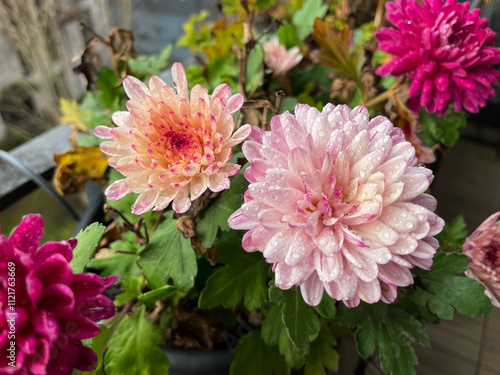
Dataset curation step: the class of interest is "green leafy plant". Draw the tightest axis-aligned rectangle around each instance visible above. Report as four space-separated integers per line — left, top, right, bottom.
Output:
45 1 499 375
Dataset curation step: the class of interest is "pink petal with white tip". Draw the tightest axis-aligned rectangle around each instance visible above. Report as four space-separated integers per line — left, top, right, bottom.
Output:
172 62 189 99
123 76 151 103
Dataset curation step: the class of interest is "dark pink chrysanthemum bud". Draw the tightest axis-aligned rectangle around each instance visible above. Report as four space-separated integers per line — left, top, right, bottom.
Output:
0 214 117 375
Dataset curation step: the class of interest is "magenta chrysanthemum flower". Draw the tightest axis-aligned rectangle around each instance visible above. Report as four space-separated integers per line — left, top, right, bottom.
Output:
0 214 117 375
95 63 251 214
463 211 500 308
375 0 500 116
228 104 444 307
263 37 303 77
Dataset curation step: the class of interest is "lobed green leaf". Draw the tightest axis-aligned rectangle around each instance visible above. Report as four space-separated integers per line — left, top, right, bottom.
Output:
230 329 289 375
138 213 197 292
104 307 170 375
304 327 339 375
196 172 248 248
198 237 269 311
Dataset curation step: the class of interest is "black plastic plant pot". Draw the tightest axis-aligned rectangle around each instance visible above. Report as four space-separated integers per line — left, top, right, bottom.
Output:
161 347 234 375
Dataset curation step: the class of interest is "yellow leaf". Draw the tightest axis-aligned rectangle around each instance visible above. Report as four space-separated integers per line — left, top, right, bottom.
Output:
204 19 244 61
53 146 109 195
59 98 89 133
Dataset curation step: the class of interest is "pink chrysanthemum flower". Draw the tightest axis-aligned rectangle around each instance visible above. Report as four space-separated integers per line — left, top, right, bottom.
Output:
0 214 117 375
375 0 500 116
263 37 303 77
95 63 251 214
228 104 444 307
463 211 500 308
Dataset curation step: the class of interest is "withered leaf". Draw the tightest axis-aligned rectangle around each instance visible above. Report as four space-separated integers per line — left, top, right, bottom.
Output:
53 146 109 195
311 18 364 83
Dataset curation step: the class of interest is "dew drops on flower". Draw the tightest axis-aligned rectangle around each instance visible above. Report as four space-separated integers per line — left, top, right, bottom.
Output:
375 0 500 116
0 214 117 375
228 104 444 307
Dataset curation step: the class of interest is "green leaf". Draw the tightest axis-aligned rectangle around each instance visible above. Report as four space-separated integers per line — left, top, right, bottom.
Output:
281 287 320 350
246 46 263 92
128 45 172 77
230 329 289 375
82 321 120 375
292 0 328 39
389 308 430 347
206 57 239 91
138 285 177 309
70 223 106 273
280 96 299 114
423 252 468 279
436 215 467 252
138 213 197 292
261 303 284 346
261 300 310 369
352 22 374 49
87 252 140 281
354 321 377 359
279 330 306 369
96 67 122 109
378 329 417 375
268 284 287 304
105 307 170 375
196 173 248 248
415 253 492 318
199 237 269 311
314 293 337 319
115 274 142 305
278 24 304 49
379 76 397 90
304 327 339 375
372 49 390 66
336 303 429 375
419 109 466 147
349 87 362 107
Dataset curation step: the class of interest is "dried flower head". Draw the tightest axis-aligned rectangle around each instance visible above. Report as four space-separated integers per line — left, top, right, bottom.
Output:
229 104 444 307
376 0 500 116
95 63 251 214
463 212 500 308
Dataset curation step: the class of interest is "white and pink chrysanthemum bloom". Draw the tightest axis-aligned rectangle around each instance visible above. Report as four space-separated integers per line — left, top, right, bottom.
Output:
463 212 500 308
376 0 500 116
95 63 251 214
228 104 444 307
263 37 303 77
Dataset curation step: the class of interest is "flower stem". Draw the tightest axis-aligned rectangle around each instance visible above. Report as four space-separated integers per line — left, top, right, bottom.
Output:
364 80 401 108
374 0 387 30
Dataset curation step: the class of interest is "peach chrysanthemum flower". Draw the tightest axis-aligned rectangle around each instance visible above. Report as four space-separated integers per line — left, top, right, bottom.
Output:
95 63 251 214
263 37 303 76
229 104 444 307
